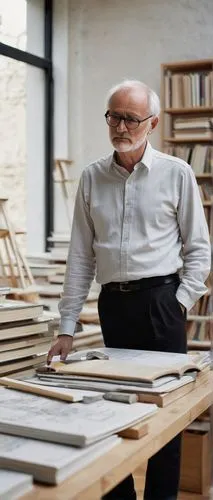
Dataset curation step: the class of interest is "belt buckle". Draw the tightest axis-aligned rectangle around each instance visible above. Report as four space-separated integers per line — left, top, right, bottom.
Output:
119 281 130 292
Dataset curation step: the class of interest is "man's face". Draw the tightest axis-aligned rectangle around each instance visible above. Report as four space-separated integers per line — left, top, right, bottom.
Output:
107 88 154 153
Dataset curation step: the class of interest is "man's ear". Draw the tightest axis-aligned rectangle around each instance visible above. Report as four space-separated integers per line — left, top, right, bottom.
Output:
150 116 159 132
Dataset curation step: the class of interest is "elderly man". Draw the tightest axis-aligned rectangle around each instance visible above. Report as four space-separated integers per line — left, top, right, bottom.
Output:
47 80 211 500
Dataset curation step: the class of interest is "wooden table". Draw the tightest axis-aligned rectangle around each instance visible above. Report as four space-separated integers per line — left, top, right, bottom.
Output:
21 372 213 500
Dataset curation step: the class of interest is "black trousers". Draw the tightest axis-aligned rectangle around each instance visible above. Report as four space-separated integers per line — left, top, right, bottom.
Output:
99 278 187 500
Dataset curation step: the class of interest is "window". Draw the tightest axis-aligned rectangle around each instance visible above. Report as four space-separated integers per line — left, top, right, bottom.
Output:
0 0 53 252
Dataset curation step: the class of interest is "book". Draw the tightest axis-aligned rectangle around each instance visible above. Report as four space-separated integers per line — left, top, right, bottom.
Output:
0 469 33 499
0 301 43 323
0 342 51 364
0 334 52 353
0 433 121 485
0 387 157 446
49 348 210 386
0 318 49 341
173 129 213 139
173 118 213 129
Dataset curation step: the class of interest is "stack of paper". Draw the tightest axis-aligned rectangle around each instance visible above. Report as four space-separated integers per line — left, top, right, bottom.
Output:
35 347 210 407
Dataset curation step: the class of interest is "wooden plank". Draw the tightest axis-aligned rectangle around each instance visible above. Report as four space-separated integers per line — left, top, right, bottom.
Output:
20 372 213 500
118 421 148 440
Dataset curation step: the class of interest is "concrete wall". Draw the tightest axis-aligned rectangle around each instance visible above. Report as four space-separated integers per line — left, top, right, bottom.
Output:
67 0 213 169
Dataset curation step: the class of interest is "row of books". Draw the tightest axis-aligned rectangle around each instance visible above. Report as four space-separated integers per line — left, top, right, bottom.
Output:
164 145 213 175
164 71 213 108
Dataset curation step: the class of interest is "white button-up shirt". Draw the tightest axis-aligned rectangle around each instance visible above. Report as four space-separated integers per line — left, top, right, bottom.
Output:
59 142 211 336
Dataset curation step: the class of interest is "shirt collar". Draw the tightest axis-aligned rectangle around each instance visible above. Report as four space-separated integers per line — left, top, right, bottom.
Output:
139 141 153 170
111 141 153 172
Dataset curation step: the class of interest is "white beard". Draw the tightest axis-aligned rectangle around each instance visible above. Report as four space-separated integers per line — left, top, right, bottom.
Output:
112 133 148 153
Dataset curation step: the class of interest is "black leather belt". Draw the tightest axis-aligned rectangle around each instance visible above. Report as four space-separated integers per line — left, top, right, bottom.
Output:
102 273 179 292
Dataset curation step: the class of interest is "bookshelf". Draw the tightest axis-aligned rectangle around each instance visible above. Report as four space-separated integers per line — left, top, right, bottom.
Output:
160 59 213 348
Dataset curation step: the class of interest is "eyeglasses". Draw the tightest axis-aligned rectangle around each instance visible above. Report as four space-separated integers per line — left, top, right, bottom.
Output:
105 111 153 130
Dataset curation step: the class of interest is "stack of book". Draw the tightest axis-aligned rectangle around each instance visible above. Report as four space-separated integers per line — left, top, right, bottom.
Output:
34 347 210 408
0 299 53 377
173 117 213 141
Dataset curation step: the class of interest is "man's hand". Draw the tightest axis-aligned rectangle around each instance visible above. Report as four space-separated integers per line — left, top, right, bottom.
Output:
47 335 73 365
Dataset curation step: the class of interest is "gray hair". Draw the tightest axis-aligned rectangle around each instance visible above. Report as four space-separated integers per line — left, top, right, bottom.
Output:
106 79 160 117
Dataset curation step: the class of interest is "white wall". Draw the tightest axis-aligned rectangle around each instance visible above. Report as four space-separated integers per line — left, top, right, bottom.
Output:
52 0 71 234
67 0 213 170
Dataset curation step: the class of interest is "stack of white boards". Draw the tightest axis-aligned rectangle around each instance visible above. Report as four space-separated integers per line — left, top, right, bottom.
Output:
0 432 121 485
0 386 157 484
0 469 33 499
0 300 53 376
72 324 104 350
34 347 211 407
79 302 100 324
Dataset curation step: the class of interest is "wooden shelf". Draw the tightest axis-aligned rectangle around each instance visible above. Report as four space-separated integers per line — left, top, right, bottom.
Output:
161 59 213 71
164 137 213 143
203 201 213 207
161 59 212 341
163 107 213 114
196 174 212 180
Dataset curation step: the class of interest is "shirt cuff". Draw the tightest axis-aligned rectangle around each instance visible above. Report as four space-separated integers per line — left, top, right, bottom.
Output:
59 318 76 336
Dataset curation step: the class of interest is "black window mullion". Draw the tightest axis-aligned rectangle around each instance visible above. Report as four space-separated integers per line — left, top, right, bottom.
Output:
0 42 50 69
